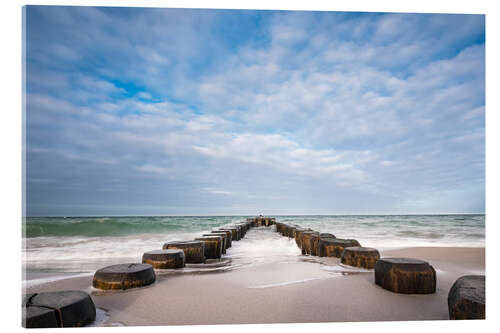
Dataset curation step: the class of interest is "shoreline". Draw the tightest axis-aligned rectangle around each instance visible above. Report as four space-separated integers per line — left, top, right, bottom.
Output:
23 246 485 326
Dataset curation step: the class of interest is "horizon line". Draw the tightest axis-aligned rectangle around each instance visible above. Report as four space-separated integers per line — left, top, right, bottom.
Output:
24 213 486 218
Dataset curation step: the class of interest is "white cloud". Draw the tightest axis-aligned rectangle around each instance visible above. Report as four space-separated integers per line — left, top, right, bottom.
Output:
137 92 153 100
78 75 125 94
25 9 485 214
136 164 171 174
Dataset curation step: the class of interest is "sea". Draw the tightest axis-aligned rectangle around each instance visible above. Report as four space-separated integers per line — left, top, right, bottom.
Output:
23 215 485 285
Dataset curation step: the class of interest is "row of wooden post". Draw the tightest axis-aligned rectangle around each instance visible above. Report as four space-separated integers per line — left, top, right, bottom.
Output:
25 216 481 327
273 221 484 319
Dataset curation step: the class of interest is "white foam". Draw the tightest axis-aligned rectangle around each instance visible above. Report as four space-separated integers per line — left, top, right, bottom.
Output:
87 308 110 327
227 227 301 265
248 277 326 289
357 238 485 251
321 264 373 274
23 272 93 289
434 268 485 276
23 232 203 274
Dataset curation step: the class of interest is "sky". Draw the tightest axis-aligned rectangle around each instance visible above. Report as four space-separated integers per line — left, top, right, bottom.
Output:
24 6 485 216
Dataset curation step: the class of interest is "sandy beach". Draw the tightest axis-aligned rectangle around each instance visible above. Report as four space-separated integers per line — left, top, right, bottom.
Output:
24 244 485 326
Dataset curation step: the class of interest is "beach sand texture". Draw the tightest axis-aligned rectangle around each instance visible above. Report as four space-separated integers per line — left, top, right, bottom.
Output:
24 226 485 327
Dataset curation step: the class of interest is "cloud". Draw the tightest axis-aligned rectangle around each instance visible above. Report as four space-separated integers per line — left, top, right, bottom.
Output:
24 8 485 215
136 91 154 100
78 75 125 94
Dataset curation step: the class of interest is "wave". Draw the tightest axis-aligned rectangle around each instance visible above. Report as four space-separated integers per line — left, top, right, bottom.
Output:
23 216 233 238
248 277 326 289
395 230 445 239
23 215 485 243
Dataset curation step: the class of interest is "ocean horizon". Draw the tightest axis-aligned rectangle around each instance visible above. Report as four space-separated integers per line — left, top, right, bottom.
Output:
24 213 485 217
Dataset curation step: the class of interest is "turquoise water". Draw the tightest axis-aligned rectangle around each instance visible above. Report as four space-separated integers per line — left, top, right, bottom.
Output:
24 215 485 241
24 216 239 237
23 215 485 277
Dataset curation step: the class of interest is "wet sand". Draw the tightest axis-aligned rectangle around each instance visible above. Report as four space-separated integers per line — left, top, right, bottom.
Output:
23 246 485 326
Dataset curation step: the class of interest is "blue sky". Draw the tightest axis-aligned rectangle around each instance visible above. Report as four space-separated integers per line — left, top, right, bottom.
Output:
24 6 485 216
